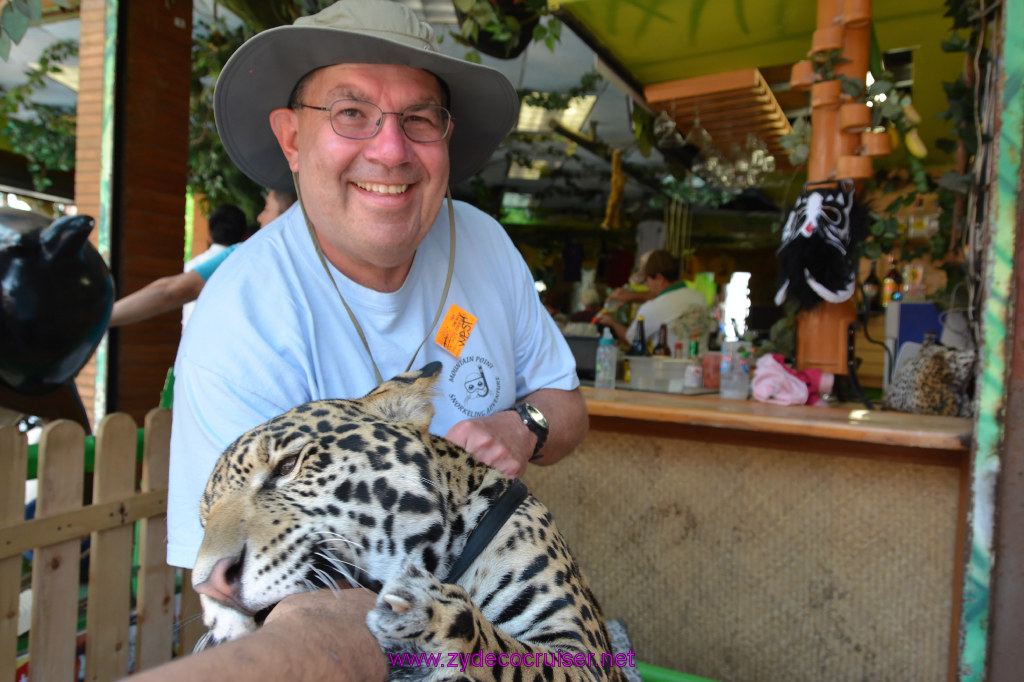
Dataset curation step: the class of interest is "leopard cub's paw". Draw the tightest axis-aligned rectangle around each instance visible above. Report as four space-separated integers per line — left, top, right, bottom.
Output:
367 563 447 647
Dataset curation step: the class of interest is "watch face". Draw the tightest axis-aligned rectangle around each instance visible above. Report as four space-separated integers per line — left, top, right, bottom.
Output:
524 403 548 429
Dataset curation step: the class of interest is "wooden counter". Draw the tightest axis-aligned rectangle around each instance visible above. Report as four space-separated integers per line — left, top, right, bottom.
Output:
580 386 972 463
523 387 973 680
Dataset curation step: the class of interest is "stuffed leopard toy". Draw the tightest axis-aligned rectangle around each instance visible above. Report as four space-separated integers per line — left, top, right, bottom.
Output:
191 362 627 681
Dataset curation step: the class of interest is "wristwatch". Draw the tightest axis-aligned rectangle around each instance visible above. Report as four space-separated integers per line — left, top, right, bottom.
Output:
511 402 549 461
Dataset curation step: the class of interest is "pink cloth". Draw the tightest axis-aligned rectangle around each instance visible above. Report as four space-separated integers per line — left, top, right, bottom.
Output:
751 354 833 406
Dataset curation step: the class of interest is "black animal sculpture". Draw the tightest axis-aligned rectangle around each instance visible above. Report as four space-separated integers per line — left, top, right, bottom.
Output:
0 208 113 431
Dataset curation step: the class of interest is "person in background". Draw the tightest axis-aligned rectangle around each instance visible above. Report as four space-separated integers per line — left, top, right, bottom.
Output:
255 188 298 231
181 204 247 327
595 249 709 351
136 1 587 679
569 286 605 322
107 190 296 328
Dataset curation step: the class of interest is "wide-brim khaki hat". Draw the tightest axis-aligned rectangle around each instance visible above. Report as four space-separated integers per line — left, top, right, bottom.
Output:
214 0 519 192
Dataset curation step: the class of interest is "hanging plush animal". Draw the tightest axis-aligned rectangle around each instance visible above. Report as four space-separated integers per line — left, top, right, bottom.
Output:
774 180 867 310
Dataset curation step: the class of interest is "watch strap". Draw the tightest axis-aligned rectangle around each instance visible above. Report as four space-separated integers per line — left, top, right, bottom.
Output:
511 403 548 460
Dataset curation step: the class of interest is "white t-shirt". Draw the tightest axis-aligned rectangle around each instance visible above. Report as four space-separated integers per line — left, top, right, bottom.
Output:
626 285 709 352
181 243 228 328
167 200 578 568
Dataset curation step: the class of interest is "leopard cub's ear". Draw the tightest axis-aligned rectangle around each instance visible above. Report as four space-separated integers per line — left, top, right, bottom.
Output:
359 362 442 429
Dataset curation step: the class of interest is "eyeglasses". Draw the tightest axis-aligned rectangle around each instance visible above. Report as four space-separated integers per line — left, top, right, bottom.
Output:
295 98 452 143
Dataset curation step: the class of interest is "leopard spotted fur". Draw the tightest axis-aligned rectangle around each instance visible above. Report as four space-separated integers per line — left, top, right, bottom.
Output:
191 362 626 681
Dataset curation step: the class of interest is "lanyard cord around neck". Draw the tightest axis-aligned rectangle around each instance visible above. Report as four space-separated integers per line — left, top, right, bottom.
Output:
293 173 456 385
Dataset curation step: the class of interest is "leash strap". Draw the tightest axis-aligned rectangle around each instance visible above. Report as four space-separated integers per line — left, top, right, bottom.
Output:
444 479 529 584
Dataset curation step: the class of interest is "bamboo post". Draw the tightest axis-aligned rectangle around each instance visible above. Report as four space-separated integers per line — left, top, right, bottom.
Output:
794 0 872 374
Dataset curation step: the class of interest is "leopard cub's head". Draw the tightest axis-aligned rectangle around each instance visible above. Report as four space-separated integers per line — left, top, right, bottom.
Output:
191 362 446 646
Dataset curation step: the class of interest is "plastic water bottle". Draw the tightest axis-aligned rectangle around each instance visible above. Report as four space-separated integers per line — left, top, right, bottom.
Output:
719 340 750 400
594 328 618 389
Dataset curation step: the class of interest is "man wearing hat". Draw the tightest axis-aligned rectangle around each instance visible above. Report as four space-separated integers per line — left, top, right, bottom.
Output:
156 0 586 676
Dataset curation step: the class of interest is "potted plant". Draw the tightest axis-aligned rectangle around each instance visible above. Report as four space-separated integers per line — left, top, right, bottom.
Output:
839 71 920 159
789 59 817 90
452 0 558 60
807 48 848 108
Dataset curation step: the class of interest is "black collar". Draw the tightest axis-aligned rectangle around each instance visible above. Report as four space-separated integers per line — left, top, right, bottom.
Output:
444 479 528 583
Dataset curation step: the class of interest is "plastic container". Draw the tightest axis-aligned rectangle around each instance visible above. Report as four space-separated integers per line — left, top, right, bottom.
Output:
663 359 688 392
719 341 751 400
629 356 688 393
702 351 722 389
628 357 656 391
594 328 618 389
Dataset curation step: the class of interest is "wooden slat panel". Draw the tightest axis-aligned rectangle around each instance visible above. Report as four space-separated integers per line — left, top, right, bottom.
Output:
135 408 175 672
29 420 86 682
644 67 762 102
1 411 179 678
645 67 795 170
0 426 27 679
84 413 137 681
0 491 167 561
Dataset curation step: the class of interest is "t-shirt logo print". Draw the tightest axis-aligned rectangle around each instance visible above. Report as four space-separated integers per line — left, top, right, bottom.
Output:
464 365 490 401
447 355 501 418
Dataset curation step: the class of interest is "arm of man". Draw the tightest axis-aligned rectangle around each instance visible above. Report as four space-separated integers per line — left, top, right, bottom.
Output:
444 387 587 478
108 270 206 327
593 314 630 345
607 287 653 304
125 589 386 682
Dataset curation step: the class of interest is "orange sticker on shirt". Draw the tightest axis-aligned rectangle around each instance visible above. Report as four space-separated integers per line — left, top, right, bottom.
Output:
435 304 477 358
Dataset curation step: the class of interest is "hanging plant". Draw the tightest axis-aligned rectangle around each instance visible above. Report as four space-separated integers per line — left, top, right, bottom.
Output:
451 0 560 61
778 116 811 166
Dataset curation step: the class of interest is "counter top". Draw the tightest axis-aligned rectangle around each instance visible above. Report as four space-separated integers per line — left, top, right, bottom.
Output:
581 386 973 455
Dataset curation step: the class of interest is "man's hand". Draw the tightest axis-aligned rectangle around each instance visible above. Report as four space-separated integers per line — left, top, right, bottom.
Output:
265 584 367 626
594 314 627 345
127 588 386 682
445 408 532 478
445 388 588 478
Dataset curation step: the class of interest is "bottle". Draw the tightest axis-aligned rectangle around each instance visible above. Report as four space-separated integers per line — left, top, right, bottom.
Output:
626 316 650 357
673 342 684 359
594 328 618 390
881 255 903 308
862 260 881 312
652 323 671 356
719 340 750 400
682 338 703 389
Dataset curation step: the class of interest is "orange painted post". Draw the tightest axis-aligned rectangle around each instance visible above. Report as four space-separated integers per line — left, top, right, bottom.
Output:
807 80 841 182
793 0 872 375
836 16 871 160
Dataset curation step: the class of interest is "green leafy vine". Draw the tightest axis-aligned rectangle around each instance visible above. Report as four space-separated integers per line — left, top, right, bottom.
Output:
0 38 78 191
859 0 993 321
